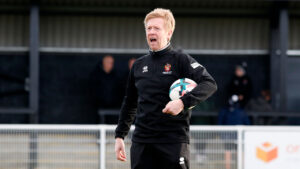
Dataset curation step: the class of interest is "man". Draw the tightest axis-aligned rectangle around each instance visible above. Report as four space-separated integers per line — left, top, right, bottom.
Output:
128 57 136 70
115 8 217 169
90 55 123 123
120 57 137 99
228 64 252 108
102 55 114 74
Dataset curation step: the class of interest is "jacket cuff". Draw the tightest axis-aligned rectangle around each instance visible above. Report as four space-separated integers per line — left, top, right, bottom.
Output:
180 94 192 110
115 135 124 140
115 132 125 140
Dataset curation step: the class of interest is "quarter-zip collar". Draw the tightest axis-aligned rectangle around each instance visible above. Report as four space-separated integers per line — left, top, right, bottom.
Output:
149 43 172 56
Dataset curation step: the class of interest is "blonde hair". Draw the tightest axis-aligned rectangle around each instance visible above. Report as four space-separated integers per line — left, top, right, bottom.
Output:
144 8 175 36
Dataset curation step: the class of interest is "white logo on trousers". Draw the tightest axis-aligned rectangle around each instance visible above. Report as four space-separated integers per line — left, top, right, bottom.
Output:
179 157 185 164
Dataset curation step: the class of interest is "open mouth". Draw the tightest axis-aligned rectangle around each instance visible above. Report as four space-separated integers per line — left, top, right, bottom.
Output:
150 38 157 42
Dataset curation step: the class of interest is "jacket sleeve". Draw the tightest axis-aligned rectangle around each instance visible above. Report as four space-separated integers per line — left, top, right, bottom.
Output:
179 54 217 109
115 64 138 139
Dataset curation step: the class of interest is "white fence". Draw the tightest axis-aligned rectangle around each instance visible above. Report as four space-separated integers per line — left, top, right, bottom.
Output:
0 125 299 169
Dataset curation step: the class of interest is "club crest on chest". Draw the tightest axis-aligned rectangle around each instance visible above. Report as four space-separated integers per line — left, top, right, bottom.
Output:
163 63 172 74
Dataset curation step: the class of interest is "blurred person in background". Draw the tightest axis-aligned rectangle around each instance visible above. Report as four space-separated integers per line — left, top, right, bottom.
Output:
220 68 252 169
218 95 251 125
89 55 122 123
245 89 273 125
114 8 217 169
128 57 136 70
228 63 252 108
245 89 272 112
120 57 137 95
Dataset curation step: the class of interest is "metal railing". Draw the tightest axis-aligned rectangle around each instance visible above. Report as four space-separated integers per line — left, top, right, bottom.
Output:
0 125 299 169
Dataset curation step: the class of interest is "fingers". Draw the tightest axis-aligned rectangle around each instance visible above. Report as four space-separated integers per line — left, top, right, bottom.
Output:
162 104 171 114
119 149 127 161
163 101 172 114
116 147 127 161
163 107 173 115
162 100 184 116
115 138 127 162
117 150 127 161
162 106 169 113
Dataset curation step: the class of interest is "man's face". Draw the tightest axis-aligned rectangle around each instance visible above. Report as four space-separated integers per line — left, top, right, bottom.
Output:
235 67 245 77
146 18 172 51
102 56 114 73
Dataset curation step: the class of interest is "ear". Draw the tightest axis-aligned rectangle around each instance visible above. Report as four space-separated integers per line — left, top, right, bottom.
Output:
167 30 173 42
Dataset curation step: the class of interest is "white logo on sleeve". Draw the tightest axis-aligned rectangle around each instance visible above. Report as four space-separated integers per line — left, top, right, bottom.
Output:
191 62 202 69
179 157 185 165
142 66 148 73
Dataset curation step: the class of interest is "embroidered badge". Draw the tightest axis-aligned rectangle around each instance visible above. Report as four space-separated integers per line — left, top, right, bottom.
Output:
163 63 172 74
142 66 148 73
165 63 171 72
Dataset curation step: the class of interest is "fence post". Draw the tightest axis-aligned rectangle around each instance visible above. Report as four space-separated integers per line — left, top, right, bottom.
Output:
237 126 243 169
29 131 37 169
100 126 106 169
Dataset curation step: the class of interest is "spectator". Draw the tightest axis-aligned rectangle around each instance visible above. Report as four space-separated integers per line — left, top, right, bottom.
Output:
89 55 122 113
128 57 136 70
218 95 251 125
228 63 252 108
245 89 273 125
245 89 272 112
119 57 137 100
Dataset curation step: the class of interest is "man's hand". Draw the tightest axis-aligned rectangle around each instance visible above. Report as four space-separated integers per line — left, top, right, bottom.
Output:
115 138 127 162
162 99 184 116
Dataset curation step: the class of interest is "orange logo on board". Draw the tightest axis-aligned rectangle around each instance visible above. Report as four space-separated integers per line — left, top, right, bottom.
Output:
256 142 278 162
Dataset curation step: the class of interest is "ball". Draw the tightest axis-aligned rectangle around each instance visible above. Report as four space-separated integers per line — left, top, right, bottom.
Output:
169 78 197 100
